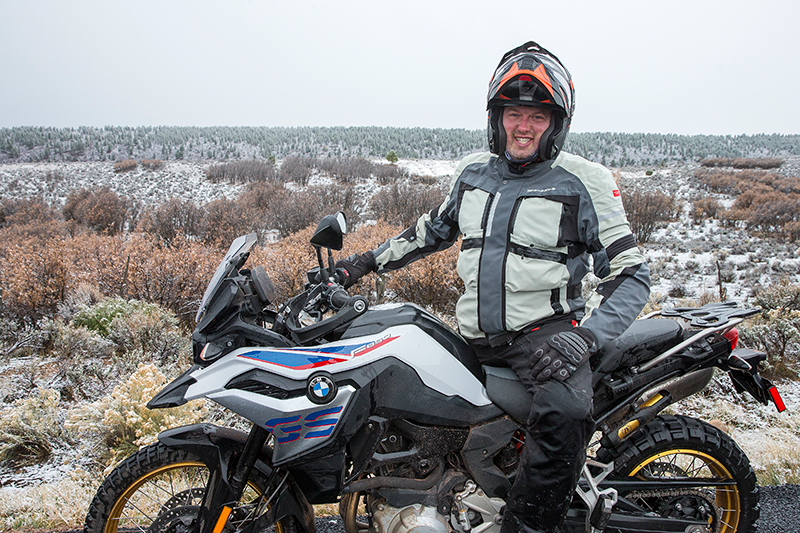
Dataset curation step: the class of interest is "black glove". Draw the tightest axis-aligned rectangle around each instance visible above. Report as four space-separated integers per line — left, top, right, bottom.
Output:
335 251 377 289
529 327 596 382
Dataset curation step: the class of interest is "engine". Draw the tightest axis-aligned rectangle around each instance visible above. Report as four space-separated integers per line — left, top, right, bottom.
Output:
368 480 505 533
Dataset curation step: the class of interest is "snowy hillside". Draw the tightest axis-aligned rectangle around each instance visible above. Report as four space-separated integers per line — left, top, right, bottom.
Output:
2 156 800 306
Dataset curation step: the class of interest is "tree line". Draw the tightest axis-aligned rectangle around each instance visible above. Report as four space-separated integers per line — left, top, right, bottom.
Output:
2 126 799 165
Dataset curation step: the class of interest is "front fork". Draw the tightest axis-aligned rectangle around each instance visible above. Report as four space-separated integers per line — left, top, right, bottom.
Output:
195 425 271 533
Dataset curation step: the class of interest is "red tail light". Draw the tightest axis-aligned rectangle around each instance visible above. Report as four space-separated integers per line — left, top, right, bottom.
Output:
723 328 739 350
769 386 787 413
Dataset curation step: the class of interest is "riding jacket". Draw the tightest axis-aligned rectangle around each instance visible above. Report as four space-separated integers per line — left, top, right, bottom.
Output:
372 151 650 348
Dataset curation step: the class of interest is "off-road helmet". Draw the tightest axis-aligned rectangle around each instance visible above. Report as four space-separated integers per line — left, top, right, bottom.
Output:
487 41 575 161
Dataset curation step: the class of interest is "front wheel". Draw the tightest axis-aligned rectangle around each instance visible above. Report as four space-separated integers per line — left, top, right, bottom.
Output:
83 442 299 533
598 415 759 533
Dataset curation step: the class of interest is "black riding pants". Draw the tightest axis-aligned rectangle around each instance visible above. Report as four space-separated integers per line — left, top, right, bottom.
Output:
470 318 595 533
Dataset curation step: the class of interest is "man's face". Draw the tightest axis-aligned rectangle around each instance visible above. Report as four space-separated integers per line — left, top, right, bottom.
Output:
502 106 552 160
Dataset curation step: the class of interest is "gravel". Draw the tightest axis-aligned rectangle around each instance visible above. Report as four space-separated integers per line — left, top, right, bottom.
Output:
757 484 800 533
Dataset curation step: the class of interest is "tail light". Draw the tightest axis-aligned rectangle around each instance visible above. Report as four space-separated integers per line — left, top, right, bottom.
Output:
723 327 739 350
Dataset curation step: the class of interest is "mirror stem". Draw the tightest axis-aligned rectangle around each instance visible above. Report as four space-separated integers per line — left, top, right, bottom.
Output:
315 248 329 281
327 248 335 279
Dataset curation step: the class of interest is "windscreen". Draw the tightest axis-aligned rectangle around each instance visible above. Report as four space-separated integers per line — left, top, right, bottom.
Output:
195 233 258 322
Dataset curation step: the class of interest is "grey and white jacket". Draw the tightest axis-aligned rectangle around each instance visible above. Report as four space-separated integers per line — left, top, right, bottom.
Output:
372 151 650 348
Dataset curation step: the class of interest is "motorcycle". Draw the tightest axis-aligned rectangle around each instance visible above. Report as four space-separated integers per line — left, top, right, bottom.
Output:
84 212 787 533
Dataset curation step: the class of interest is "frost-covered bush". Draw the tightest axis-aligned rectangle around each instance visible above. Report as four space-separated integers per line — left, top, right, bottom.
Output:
108 304 189 371
368 181 447 228
62 187 129 236
67 297 190 376
0 319 49 358
740 311 800 379
136 197 206 245
56 284 104 322
739 279 800 379
52 320 114 360
72 297 162 337
67 364 206 468
0 471 95 530
0 389 69 466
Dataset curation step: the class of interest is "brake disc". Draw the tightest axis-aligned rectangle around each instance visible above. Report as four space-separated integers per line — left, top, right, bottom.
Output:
628 488 721 533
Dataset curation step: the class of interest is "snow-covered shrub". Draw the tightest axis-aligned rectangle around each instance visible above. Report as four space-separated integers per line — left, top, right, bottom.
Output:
316 156 375 183
66 363 206 468
140 158 164 170
278 156 317 185
72 297 161 337
0 389 69 467
739 279 800 379
373 161 410 184
107 304 190 372
206 159 277 184
0 471 95 530
739 311 800 380
0 318 49 359
56 283 104 322
66 296 190 377
368 180 447 228
52 319 114 360
81 234 217 326
0 197 60 228
668 283 689 298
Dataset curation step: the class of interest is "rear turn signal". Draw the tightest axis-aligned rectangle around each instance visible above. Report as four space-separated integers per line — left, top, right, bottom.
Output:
723 327 739 350
769 386 787 413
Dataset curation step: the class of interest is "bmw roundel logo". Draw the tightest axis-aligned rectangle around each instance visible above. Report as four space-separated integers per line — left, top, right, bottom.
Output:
307 373 337 404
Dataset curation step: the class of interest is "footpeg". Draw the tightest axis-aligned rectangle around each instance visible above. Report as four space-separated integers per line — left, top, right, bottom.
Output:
589 493 613 531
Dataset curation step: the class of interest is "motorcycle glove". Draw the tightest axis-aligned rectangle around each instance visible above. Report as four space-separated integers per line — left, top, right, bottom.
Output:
335 251 377 289
529 327 596 382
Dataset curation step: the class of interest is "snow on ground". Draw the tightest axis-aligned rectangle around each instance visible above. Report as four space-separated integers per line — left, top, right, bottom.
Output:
395 158 458 179
0 160 240 208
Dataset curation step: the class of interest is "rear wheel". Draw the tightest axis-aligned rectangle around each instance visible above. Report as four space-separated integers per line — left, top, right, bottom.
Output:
84 442 299 533
598 415 758 533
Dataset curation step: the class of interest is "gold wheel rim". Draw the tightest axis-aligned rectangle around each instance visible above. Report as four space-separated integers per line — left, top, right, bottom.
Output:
629 448 741 533
104 460 277 533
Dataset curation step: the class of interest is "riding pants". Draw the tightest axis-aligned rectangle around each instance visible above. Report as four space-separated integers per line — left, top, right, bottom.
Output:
470 317 595 533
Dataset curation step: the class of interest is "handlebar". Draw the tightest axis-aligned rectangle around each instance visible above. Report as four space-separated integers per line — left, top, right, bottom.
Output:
284 276 368 344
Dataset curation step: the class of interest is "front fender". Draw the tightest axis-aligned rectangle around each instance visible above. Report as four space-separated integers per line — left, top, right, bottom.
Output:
158 423 315 533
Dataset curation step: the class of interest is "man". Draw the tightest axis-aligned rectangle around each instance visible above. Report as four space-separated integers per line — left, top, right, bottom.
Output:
337 41 650 533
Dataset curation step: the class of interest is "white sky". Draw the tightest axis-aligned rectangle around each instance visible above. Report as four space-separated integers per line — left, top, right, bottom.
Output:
1 0 798 135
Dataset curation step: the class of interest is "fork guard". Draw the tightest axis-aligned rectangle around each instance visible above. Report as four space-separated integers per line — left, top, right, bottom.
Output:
158 423 315 533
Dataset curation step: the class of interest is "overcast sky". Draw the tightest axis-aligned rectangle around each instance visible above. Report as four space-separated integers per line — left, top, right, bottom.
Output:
1 0 797 135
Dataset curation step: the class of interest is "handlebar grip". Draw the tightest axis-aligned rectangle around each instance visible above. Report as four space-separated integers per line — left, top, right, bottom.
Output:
329 287 350 310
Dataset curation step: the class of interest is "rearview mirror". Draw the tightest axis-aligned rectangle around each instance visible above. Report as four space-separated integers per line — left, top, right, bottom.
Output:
310 211 348 250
